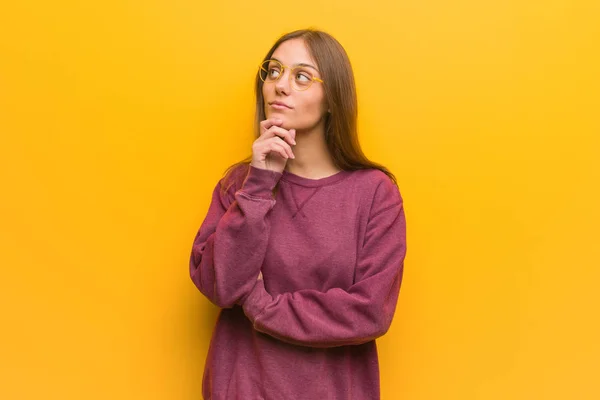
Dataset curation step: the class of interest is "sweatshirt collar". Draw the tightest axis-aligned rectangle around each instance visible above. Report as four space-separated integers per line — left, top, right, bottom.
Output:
280 169 351 188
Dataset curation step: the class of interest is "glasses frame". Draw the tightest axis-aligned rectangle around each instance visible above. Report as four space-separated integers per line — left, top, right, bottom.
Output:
258 59 324 92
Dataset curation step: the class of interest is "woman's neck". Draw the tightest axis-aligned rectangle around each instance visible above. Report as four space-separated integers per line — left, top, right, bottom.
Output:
284 122 340 179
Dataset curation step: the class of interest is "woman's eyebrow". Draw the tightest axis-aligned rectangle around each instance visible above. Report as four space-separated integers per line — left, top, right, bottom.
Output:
272 57 319 71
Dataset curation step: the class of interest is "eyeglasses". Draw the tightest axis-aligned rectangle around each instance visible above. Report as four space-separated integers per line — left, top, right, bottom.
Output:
258 59 324 91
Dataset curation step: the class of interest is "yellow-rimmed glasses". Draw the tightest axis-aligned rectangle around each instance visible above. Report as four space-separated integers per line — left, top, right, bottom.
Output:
258 59 324 91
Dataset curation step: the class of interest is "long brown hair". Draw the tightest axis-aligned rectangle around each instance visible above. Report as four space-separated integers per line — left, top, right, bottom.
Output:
221 28 397 196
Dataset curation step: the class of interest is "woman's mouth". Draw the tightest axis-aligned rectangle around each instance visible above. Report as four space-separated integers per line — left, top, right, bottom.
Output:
270 101 292 110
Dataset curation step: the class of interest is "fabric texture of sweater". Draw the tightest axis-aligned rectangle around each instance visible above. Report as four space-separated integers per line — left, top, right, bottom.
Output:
189 163 407 400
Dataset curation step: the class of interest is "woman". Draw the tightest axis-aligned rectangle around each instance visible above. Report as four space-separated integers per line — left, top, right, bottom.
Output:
189 28 407 400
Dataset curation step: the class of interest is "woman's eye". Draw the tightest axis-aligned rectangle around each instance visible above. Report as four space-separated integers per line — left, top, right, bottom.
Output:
296 73 311 81
269 68 281 78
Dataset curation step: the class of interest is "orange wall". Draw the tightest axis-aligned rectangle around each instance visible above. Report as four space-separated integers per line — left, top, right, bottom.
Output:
1 1 598 399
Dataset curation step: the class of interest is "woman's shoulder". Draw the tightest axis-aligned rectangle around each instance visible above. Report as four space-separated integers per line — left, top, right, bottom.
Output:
216 162 251 204
351 167 397 191
223 162 251 187
350 168 402 211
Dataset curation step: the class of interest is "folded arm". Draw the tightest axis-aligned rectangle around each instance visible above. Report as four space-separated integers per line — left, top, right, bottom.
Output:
242 178 407 347
189 165 282 308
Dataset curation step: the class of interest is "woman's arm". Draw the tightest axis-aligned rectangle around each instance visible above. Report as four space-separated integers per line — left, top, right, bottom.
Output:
241 178 407 348
189 165 281 308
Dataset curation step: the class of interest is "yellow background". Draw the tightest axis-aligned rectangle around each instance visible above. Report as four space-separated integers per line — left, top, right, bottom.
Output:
1 1 598 399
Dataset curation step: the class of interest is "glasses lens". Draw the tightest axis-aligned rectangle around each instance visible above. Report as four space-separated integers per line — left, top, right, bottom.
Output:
291 67 315 91
260 60 281 82
259 60 319 91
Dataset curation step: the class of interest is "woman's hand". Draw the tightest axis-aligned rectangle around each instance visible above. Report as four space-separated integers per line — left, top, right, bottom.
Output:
250 118 296 174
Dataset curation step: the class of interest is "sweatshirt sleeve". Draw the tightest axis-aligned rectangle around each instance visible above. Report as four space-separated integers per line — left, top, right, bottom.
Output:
189 165 282 308
241 177 407 348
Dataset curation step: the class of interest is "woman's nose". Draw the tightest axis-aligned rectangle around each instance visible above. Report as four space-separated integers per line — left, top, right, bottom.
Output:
275 70 291 94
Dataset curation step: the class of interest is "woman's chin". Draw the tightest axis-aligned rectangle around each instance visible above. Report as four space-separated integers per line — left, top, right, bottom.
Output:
267 113 288 125
267 111 285 118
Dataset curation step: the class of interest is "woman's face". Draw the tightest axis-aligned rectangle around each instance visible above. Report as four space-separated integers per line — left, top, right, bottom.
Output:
262 38 328 132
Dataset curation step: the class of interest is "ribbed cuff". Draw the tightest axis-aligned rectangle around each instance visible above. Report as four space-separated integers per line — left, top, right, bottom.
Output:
238 165 282 199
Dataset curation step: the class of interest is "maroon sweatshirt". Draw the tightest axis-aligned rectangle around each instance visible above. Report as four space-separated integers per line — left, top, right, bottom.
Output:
189 163 407 400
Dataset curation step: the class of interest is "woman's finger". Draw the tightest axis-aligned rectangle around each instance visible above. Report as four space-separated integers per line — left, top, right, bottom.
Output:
264 125 296 147
270 136 295 159
260 118 284 135
269 140 291 159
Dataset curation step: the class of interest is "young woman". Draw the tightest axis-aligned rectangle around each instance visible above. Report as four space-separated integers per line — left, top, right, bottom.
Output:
189 28 407 400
